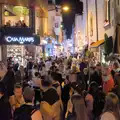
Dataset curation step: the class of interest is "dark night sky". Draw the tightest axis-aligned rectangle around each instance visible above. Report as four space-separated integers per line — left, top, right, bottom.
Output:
56 0 77 38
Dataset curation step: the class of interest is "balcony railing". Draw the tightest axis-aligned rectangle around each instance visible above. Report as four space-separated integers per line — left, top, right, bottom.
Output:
0 27 33 36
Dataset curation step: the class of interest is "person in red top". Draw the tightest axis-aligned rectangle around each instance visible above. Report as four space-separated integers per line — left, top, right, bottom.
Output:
102 65 114 94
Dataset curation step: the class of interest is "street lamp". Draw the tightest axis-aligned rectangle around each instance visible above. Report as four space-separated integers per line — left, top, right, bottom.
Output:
62 6 70 12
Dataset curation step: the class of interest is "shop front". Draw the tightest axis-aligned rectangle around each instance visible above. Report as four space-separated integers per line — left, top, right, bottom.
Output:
90 39 104 62
41 36 64 57
0 27 40 65
0 0 48 64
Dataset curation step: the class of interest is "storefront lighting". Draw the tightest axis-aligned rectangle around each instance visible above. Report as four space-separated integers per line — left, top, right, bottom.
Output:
13 6 29 16
41 40 47 45
4 11 9 16
5 36 34 44
4 5 7 9
46 53 48 57
60 25 63 28
20 17 24 21
62 6 70 12
68 43 72 47
54 46 57 49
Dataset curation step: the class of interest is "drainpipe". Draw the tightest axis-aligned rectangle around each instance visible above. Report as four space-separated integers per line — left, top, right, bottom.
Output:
29 7 36 33
95 0 98 41
95 0 102 62
86 0 88 43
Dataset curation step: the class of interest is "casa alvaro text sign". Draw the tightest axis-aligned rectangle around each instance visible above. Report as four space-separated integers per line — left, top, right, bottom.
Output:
5 36 35 44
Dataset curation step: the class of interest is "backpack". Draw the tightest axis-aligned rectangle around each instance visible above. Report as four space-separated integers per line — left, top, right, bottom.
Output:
13 104 37 120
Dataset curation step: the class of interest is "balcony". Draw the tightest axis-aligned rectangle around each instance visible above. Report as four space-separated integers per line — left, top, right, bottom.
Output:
1 27 33 36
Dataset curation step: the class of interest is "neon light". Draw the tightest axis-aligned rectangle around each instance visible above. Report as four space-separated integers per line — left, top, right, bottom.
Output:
5 36 34 44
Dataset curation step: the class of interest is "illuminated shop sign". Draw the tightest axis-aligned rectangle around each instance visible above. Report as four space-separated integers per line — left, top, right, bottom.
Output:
5 36 34 44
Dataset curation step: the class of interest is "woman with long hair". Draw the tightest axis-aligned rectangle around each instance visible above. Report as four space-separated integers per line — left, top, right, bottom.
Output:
66 94 88 120
101 93 120 120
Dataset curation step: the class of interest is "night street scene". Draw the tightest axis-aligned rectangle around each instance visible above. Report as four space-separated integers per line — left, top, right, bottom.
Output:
0 0 120 120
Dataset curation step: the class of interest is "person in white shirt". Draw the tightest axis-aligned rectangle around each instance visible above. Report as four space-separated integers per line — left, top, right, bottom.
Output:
45 60 52 71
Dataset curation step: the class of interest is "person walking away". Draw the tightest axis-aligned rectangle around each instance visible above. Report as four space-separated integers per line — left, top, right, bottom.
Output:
90 64 103 87
27 59 34 81
100 93 120 120
2 66 15 97
15 66 25 84
111 62 120 79
0 61 7 80
66 94 88 120
40 77 62 120
79 59 87 73
50 62 57 72
85 82 105 120
0 82 12 120
13 86 42 120
45 58 52 72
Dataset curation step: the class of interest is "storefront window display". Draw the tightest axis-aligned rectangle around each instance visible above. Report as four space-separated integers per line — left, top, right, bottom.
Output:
7 45 38 66
3 5 29 26
7 45 25 65
0 27 40 66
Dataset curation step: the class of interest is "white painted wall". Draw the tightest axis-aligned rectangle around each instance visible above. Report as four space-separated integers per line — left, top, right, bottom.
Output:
48 10 56 35
97 0 116 40
75 0 88 51
75 0 116 48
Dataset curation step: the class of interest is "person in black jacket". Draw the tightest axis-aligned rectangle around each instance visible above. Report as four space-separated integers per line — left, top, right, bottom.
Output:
2 66 15 97
90 65 103 87
0 82 12 120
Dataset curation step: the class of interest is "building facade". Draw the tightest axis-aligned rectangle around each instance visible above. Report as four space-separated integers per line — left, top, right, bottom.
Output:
43 2 63 56
75 0 118 61
0 0 48 64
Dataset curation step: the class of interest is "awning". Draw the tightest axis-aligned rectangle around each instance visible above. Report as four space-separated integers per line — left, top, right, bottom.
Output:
90 40 104 48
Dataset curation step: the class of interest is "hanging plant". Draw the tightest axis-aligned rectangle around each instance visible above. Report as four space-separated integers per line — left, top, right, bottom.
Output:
104 33 113 57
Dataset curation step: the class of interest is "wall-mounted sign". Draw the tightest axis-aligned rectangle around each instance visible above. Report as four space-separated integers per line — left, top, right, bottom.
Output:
54 16 62 36
5 36 35 44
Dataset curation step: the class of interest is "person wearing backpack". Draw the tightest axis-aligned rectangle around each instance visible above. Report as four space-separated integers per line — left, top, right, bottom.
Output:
51 72 62 96
40 76 62 120
13 86 42 120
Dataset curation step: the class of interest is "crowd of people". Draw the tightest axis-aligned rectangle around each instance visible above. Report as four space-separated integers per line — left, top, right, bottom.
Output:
5 20 27 27
0 56 120 120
